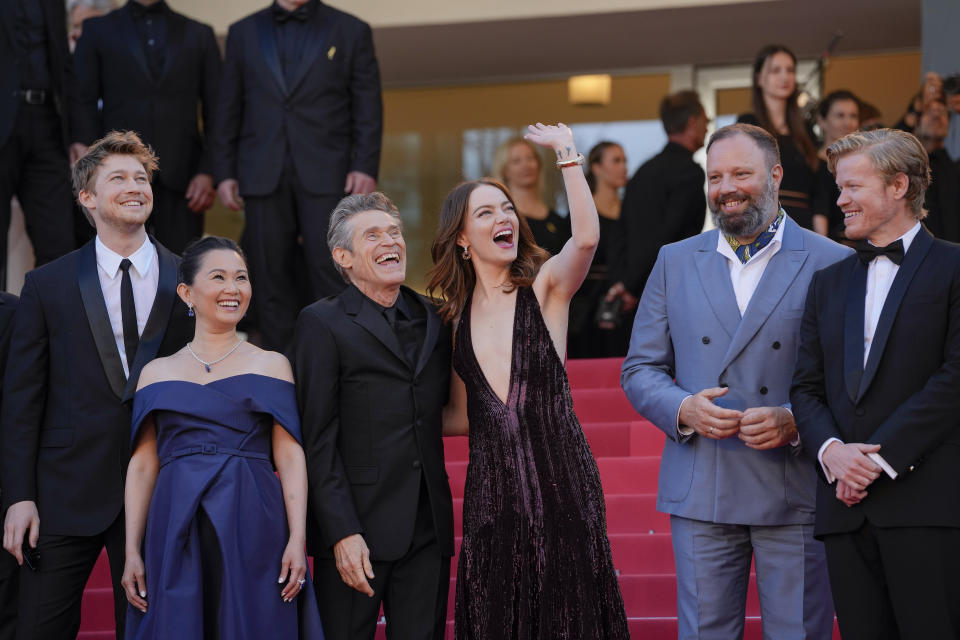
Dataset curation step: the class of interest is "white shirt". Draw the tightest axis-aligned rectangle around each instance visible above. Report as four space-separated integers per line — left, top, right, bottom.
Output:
715 212 786 316
95 236 159 378
817 222 922 483
676 212 787 436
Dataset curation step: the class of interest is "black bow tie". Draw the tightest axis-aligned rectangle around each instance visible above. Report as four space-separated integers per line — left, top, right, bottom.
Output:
856 239 905 266
128 1 164 18
273 3 310 23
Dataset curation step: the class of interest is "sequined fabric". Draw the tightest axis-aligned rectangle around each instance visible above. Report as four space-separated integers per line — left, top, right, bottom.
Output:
453 286 629 639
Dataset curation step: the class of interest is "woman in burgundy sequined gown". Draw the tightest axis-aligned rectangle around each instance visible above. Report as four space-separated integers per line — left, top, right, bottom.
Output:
427 124 629 639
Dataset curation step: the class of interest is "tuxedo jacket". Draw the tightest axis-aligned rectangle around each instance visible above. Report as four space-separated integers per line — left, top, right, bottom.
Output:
0 292 17 507
73 6 222 191
791 228 960 537
622 217 852 525
0 0 78 148
212 2 382 196
292 284 454 561
0 239 193 536
616 142 706 297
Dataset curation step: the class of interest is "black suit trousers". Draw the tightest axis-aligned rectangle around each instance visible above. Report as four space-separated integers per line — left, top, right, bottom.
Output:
313 478 450 640
244 168 345 351
824 521 960 639
15 512 126 640
0 550 16 640
0 103 74 289
147 181 204 256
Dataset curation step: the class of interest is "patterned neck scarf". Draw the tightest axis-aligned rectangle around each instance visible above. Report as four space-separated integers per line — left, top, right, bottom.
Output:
725 208 785 264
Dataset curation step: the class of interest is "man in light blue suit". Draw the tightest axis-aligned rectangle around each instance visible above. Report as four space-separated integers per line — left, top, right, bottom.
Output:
622 123 851 639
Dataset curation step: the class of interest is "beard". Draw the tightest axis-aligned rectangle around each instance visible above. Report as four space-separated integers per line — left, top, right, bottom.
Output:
709 176 778 239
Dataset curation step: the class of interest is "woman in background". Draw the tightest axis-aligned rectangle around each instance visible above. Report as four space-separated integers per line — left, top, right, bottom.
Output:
493 137 571 255
430 123 628 640
568 141 630 358
738 44 819 229
813 90 860 241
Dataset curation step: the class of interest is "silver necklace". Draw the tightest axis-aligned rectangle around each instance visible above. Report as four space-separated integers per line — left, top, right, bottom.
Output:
186 339 244 373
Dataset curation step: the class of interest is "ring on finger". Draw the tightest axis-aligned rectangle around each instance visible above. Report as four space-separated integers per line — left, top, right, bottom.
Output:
709 426 715 434
297 578 306 586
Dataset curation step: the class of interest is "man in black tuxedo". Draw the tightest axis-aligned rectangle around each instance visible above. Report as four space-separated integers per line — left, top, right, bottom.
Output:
606 90 708 311
73 0 221 254
292 193 453 640
0 0 79 289
791 128 960 638
214 0 383 352
0 292 18 640
0 131 193 639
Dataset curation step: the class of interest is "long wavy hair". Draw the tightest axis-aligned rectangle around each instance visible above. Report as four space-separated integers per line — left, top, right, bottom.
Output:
751 44 818 170
427 179 549 324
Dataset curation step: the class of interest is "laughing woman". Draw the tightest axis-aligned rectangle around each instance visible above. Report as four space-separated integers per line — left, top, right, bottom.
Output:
121 237 324 639
428 123 629 640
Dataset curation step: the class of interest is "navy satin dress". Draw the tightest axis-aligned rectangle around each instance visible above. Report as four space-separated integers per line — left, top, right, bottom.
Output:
125 374 324 640
453 287 628 639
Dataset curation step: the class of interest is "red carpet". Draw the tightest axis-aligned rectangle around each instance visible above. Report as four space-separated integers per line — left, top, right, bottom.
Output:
77 357 840 639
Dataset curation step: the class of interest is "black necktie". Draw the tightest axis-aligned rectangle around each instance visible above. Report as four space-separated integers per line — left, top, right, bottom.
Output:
855 239 905 266
272 3 309 23
384 304 418 367
119 259 139 373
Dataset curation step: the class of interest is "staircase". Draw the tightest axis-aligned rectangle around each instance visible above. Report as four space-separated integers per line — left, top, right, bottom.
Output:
78 357 840 639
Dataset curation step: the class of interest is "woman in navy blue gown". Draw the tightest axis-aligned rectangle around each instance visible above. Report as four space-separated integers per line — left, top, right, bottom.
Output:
121 237 324 639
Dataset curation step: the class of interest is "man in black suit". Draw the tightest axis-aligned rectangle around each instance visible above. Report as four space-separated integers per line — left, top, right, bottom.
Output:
73 0 221 254
214 0 383 352
606 90 708 310
292 193 453 640
0 0 79 289
0 131 193 639
915 98 960 243
791 128 960 638
0 292 18 640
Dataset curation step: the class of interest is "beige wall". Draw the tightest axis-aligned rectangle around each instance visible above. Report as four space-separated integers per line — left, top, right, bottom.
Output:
384 74 671 133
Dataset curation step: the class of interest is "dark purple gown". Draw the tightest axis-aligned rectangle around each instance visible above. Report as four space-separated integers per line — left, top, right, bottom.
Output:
453 286 629 639
125 374 324 640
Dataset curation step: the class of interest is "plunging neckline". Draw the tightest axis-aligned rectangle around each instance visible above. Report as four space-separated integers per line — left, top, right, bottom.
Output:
467 288 519 409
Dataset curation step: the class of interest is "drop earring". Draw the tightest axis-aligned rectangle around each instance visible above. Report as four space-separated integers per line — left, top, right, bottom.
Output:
187 303 195 317
461 246 470 260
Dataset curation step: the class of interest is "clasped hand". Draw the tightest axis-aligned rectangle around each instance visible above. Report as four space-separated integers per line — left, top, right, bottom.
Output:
678 387 797 450
821 441 882 506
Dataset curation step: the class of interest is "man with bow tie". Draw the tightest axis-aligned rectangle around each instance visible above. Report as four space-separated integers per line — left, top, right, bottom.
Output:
72 0 221 255
213 0 383 352
792 128 960 638
622 123 850 639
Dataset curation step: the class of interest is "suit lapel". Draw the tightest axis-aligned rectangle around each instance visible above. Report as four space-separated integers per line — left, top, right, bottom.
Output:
843 259 867 403
412 290 440 376
694 231 741 339
122 239 180 400
77 241 127 399
343 285 408 368
286 6 330 96
156 10 186 83
719 220 807 372
857 228 933 401
116 7 152 81
254 10 287 95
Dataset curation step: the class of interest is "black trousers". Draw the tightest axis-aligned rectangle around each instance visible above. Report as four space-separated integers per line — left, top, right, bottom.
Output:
243 168 345 351
823 520 960 640
0 548 17 640
313 479 450 640
16 512 127 640
146 180 204 256
0 103 74 290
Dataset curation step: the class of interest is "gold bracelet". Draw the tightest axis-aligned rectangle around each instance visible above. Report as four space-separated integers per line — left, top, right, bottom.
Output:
556 153 584 169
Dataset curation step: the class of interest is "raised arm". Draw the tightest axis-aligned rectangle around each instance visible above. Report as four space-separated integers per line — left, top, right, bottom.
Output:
527 123 599 304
